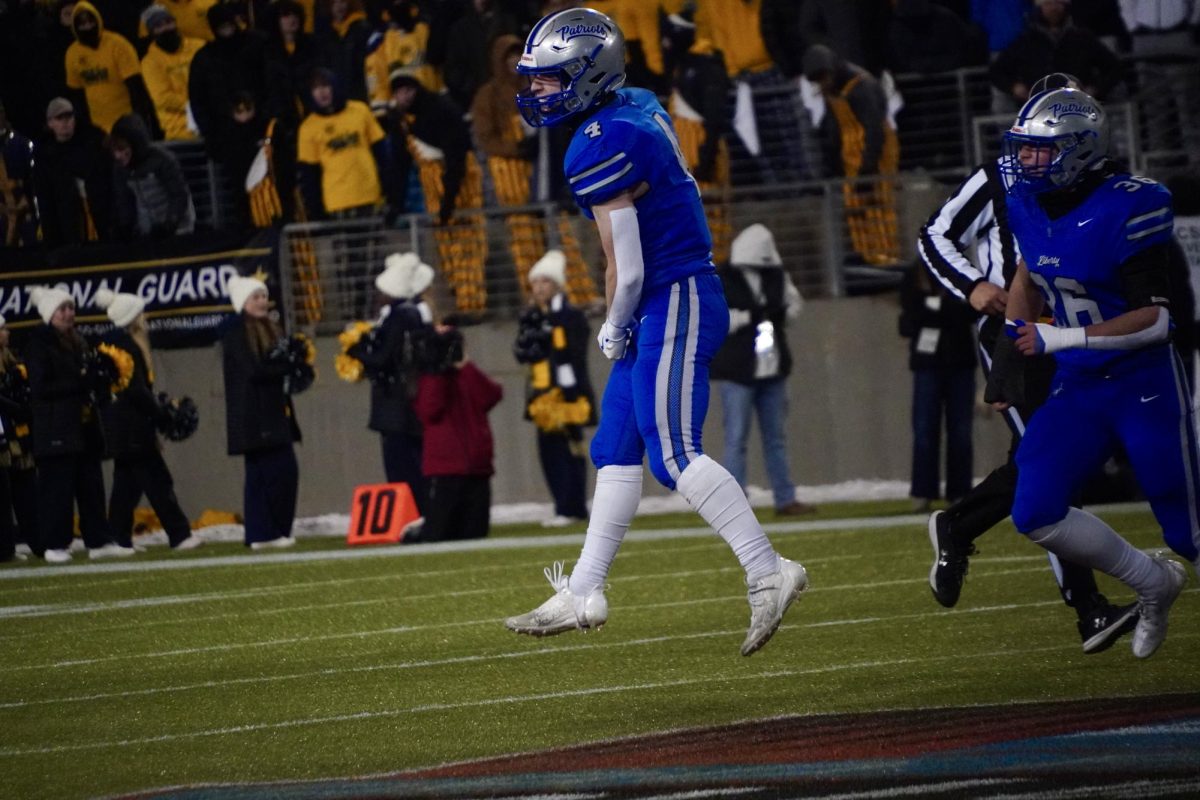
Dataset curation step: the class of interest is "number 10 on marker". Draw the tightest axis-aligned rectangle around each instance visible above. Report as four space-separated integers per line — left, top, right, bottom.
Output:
346 483 419 546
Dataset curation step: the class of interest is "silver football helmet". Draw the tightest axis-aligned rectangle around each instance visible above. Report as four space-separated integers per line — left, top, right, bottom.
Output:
1000 87 1109 195
515 7 626 127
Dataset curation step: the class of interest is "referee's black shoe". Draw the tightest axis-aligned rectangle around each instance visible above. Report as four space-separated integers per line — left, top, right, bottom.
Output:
928 511 975 608
1079 599 1139 654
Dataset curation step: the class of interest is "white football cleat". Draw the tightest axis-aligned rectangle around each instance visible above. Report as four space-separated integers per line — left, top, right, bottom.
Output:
1132 555 1187 659
173 534 205 551
250 536 296 551
741 557 809 657
505 561 607 636
88 543 136 560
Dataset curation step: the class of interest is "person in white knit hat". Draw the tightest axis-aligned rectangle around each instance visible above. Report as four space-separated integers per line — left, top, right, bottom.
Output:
94 289 203 551
513 249 595 527
24 286 134 563
710 224 814 517
221 274 302 550
346 252 436 512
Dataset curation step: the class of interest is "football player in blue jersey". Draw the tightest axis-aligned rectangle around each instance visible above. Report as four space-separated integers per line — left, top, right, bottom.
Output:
999 87 1191 658
503 7 808 656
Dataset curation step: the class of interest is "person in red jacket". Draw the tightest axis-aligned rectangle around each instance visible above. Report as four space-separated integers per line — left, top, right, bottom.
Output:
410 326 502 542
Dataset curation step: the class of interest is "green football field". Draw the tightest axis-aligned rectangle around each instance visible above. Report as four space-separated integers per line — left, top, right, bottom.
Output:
1 501 1196 799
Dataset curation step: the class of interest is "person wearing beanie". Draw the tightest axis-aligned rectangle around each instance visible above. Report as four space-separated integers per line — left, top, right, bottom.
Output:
24 286 133 563
95 289 203 551
187 1 267 165
0 314 36 562
513 250 595 527
220 275 302 549
140 4 205 141
710 224 814 518
345 252 437 513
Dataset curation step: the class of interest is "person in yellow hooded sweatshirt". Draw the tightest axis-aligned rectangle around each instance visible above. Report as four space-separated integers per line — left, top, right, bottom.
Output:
140 5 204 141
64 1 157 135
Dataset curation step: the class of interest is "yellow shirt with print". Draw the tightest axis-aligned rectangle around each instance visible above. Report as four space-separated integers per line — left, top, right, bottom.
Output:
142 37 205 140
297 100 385 213
65 31 141 133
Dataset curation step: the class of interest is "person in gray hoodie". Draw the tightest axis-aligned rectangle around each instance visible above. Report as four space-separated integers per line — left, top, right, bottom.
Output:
108 112 195 240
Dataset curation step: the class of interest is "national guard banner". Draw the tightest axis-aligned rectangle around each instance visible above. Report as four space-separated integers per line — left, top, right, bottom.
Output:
0 229 277 348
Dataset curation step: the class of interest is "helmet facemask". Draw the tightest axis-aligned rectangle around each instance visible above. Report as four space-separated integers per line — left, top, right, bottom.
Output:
516 54 596 127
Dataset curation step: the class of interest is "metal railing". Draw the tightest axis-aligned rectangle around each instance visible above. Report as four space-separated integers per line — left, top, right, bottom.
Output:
167 52 1200 332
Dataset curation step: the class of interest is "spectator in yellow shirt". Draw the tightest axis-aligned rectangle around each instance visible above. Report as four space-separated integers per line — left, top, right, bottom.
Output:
140 5 204 141
297 68 390 219
64 1 157 135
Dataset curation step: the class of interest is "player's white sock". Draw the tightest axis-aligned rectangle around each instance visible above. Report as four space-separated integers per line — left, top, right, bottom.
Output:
1026 508 1161 595
676 455 779 583
568 465 643 597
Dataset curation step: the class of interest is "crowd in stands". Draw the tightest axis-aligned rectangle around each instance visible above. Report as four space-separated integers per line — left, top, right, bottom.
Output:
0 2 1198 560
1 0 1194 253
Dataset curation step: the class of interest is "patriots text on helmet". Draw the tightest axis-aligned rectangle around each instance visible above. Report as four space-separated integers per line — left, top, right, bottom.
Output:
1048 102 1098 119
555 23 608 42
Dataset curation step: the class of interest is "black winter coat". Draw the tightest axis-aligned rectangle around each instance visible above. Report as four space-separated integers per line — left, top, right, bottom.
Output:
25 325 105 458
99 331 159 459
711 267 794 385
188 31 269 154
898 266 978 371
221 317 301 455
348 301 429 436
32 124 114 247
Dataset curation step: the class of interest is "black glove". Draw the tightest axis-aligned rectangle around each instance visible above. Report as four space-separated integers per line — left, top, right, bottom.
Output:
983 334 1026 407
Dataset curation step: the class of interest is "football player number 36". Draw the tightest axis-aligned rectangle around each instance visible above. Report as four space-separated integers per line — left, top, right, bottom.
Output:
1029 273 1104 327
346 483 419 546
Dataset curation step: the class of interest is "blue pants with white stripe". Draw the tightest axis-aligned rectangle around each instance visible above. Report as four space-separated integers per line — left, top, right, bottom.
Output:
590 273 729 490
1012 344 1200 563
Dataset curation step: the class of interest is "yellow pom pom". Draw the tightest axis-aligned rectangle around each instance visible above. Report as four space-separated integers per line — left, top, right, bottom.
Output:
334 353 365 383
97 343 135 393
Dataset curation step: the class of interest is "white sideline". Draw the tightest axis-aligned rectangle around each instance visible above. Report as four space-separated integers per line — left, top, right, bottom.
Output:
0 501 1150 581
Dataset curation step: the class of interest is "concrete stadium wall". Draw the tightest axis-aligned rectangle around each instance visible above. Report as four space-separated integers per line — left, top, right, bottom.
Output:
147 293 1012 519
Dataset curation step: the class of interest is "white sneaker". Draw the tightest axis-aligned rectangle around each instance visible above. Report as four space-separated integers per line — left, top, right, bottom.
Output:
15 543 33 558
541 515 576 528
89 543 136 560
173 534 205 551
1132 556 1187 659
44 548 73 564
505 561 608 636
250 536 296 551
741 557 809 656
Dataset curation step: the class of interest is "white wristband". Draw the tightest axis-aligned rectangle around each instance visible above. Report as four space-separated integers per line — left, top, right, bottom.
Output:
1036 323 1087 353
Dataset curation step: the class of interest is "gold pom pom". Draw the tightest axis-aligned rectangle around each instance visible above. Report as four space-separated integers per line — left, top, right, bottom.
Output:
97 343 134 393
334 321 373 383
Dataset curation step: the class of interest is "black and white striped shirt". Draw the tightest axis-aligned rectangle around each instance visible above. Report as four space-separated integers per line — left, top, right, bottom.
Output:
918 160 1019 302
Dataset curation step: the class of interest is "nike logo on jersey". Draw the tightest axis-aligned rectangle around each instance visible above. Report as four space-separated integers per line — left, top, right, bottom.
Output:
1077 218 1094 227
1141 394 1160 403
